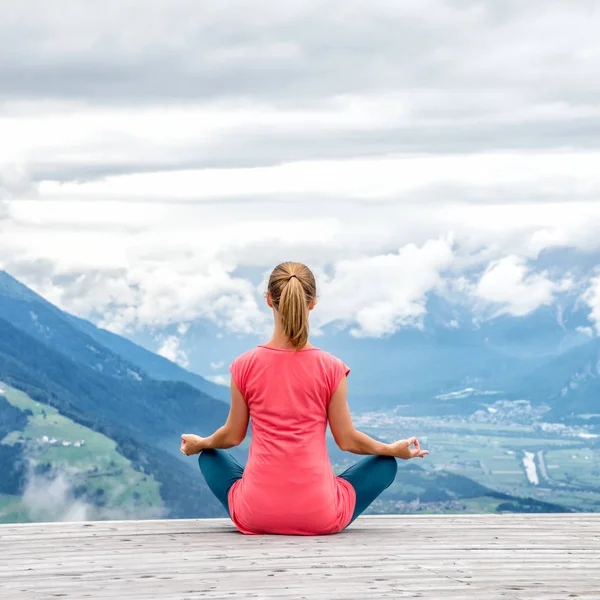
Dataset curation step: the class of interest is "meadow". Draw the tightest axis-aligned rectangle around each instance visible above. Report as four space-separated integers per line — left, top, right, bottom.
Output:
0 386 163 523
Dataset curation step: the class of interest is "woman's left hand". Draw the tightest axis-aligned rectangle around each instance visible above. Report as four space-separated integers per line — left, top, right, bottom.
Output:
387 437 429 460
180 434 205 456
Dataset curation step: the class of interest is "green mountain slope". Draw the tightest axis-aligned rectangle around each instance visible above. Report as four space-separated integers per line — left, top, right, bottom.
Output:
0 316 229 521
1 384 163 523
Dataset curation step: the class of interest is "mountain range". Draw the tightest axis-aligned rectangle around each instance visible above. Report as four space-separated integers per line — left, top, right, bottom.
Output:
1 268 598 521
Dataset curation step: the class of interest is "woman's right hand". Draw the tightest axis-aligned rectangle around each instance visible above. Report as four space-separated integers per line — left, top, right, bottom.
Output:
180 434 205 456
387 437 429 460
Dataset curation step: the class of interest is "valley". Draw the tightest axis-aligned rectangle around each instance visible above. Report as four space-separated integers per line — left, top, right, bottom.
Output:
336 406 600 514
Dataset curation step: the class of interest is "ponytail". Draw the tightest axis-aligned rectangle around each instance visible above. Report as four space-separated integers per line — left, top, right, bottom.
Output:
279 277 309 351
267 262 317 352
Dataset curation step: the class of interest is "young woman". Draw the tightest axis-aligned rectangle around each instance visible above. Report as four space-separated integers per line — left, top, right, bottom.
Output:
180 261 428 535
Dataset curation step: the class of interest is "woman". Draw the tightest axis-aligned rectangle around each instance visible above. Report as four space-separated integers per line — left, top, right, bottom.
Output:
180 261 428 535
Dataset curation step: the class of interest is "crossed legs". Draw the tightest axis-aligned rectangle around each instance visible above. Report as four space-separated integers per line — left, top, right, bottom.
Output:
198 449 398 526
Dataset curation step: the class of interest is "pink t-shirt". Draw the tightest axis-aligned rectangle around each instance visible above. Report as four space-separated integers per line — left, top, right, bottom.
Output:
227 345 356 535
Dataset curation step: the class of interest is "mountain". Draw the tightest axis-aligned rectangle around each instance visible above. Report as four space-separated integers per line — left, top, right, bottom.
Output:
4 266 598 420
0 317 229 520
0 268 238 522
0 383 166 522
530 339 600 421
0 270 229 401
314 292 597 416
0 316 228 446
64 312 230 402
0 269 593 522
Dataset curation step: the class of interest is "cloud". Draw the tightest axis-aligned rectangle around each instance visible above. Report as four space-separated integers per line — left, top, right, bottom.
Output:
1 1 600 187
2 1 600 341
204 375 230 387
473 255 559 318
176 322 190 335
0 200 7 225
582 275 600 335
22 468 90 522
2 1 599 112
2 194 599 339
0 251 268 337
0 162 35 228
576 326 594 338
314 238 454 337
20 461 165 522
26 151 600 201
157 335 189 368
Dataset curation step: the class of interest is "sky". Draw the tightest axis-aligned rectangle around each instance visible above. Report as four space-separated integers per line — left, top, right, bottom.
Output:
1 0 600 368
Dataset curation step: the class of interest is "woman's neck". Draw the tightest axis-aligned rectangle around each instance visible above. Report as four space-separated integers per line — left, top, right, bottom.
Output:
266 324 313 350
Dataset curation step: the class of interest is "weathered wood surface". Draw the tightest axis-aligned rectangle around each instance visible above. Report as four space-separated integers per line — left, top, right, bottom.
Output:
1 514 599 599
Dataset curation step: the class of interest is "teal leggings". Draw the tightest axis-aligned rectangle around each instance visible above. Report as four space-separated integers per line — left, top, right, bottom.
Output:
198 449 398 527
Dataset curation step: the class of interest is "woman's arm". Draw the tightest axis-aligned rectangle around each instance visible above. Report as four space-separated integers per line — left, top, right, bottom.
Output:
181 377 249 455
327 376 428 459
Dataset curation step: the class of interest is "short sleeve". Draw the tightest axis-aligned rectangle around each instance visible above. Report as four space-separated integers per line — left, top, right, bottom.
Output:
229 355 247 398
329 356 351 398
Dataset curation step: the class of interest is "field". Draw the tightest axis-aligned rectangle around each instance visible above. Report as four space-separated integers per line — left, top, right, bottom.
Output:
350 415 600 513
0 385 164 523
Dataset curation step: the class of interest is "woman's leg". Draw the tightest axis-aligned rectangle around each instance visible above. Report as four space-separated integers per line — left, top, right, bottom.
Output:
198 449 245 517
337 455 398 525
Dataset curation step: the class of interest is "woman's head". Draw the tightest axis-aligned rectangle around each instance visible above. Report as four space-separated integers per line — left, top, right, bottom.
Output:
266 262 317 350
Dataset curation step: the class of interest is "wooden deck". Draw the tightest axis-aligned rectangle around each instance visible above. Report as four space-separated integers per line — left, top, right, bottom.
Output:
1 514 599 599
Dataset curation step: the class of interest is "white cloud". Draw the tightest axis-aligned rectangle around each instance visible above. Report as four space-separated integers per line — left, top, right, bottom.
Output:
528 229 570 257
21 461 164 522
154 322 192 367
177 322 190 335
22 469 90 523
577 326 594 338
2 1 600 341
210 361 224 370
315 238 454 337
474 255 557 318
582 275 600 335
204 375 230 387
2 196 599 338
29 152 600 201
157 335 189 368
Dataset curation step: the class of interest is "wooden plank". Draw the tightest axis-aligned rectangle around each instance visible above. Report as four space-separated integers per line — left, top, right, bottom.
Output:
1 514 599 599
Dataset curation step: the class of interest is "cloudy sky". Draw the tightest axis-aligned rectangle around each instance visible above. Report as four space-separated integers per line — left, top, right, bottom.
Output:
1 0 600 369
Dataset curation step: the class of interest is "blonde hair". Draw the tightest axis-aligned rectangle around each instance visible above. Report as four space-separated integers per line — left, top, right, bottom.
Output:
267 262 317 351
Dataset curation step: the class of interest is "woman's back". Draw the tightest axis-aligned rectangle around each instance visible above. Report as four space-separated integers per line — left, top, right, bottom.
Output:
227 345 355 535
182 261 427 535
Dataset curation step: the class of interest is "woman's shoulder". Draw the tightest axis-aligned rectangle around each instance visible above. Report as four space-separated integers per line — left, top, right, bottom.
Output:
231 346 348 367
310 348 350 372
230 346 261 367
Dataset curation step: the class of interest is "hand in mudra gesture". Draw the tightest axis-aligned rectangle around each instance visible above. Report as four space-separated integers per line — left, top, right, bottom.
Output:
180 434 205 456
388 437 429 460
